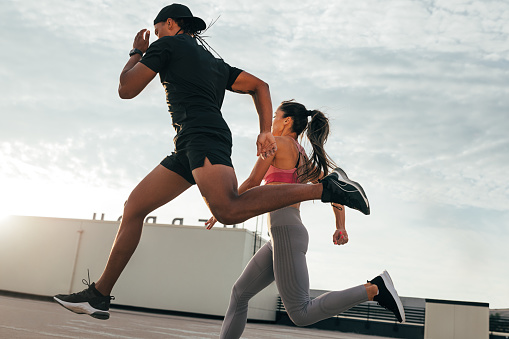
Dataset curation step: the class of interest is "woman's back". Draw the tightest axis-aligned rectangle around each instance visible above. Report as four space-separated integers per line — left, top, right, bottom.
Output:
263 137 307 209
263 136 306 183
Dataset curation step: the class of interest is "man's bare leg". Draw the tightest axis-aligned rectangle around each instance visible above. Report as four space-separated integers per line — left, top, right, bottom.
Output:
193 159 321 225
94 165 192 296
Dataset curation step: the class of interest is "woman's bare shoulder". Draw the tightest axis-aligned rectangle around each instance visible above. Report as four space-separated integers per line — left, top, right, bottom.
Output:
273 136 299 166
274 135 295 146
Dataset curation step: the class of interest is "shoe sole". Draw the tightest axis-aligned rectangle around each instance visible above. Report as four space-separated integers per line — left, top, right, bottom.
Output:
331 168 370 214
380 271 405 323
53 297 110 320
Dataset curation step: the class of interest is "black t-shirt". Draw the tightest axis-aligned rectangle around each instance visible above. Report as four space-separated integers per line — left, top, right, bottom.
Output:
140 34 243 147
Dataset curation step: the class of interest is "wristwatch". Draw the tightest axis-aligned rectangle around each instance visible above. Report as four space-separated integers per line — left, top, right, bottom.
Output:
129 48 143 57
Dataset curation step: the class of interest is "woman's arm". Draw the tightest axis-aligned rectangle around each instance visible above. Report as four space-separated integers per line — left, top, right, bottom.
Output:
237 154 274 195
332 203 348 245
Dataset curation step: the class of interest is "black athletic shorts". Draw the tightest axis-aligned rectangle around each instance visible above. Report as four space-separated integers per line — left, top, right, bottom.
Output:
160 132 233 185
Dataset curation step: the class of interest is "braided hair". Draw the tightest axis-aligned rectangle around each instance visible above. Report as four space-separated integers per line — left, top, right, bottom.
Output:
172 17 221 58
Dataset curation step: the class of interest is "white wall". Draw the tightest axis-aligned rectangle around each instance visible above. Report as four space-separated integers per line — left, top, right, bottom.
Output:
424 299 489 339
0 215 278 321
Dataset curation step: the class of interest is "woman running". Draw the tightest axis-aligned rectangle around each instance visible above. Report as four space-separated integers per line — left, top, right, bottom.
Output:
206 101 405 338
53 4 369 320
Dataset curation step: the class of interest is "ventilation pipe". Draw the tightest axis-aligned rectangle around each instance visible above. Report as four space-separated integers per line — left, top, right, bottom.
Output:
92 213 105 220
172 218 184 225
145 216 157 223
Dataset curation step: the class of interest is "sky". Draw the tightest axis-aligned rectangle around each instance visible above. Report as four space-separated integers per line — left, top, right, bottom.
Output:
1 0 508 309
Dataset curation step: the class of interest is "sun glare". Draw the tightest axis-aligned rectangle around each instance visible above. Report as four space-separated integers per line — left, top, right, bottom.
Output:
0 211 10 222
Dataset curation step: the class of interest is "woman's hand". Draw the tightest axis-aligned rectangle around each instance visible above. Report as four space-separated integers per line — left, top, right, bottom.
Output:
333 229 348 246
205 216 218 230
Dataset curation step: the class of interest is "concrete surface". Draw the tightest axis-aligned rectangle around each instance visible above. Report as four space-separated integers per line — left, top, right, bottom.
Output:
0 295 396 339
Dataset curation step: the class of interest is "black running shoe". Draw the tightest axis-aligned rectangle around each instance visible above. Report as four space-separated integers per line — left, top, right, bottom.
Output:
319 167 370 215
54 273 114 320
369 270 405 323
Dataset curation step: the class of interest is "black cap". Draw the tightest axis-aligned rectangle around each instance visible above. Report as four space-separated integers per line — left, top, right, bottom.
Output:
153 4 206 31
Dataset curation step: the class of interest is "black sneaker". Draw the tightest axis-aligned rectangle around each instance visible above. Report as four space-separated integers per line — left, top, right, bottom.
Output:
54 275 114 320
319 167 370 215
369 270 405 323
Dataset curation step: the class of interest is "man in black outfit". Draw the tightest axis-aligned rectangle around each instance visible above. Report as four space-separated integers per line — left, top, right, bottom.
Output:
53 3 371 320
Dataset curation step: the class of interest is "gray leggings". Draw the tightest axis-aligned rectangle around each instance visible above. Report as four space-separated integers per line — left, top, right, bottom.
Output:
219 207 368 339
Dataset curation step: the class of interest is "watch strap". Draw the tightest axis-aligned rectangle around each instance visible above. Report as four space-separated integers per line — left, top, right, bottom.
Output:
129 48 144 57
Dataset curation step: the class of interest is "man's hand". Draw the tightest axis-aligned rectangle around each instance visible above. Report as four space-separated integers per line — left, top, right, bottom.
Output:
118 29 157 99
333 229 349 246
257 132 277 159
133 29 150 53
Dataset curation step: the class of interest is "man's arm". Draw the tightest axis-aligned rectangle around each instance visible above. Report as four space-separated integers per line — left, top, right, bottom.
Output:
230 71 277 159
118 29 157 99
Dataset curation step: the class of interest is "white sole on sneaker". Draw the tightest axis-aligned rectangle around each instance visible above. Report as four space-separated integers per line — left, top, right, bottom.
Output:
53 297 110 320
380 270 405 323
333 168 370 210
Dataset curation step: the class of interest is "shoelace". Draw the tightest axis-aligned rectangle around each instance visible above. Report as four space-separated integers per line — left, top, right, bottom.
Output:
74 269 115 301
81 269 93 289
63 269 94 298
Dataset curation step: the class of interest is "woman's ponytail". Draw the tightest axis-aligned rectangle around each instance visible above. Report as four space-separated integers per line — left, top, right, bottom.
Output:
303 110 336 182
279 101 336 183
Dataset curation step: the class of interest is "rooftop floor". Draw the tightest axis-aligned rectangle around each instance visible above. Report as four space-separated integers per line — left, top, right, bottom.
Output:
0 295 396 339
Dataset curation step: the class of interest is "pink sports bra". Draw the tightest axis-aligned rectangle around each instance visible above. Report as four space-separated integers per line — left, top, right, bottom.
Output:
263 139 306 184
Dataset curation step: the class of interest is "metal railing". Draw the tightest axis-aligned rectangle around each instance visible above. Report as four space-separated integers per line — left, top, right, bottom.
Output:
340 302 425 325
277 297 425 325
490 315 509 334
